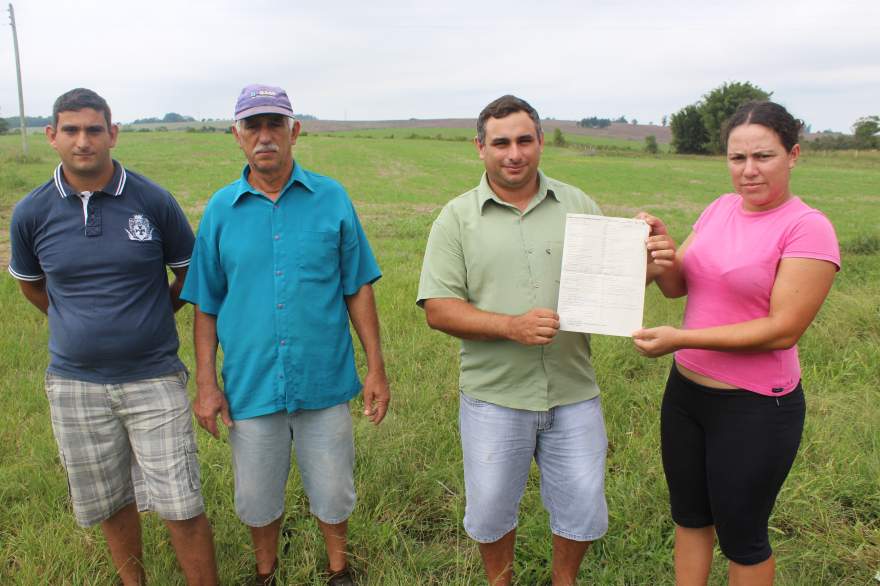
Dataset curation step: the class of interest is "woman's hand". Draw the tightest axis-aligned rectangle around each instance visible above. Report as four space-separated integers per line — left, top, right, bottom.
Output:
632 325 682 358
637 212 678 280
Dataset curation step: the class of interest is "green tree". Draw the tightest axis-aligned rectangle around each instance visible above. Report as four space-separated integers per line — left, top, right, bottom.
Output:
578 116 611 129
852 115 879 148
644 135 659 154
700 81 771 154
162 112 195 123
670 105 709 154
5 115 51 127
0 117 9 135
552 127 566 147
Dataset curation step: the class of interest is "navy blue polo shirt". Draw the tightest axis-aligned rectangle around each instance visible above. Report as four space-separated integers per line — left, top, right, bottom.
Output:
8 161 194 383
181 163 381 420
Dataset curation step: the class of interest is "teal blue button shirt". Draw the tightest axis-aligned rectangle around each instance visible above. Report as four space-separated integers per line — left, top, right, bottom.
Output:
181 163 381 420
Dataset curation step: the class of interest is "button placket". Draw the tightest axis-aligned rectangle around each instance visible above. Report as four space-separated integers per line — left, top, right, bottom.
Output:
271 199 289 402
85 198 102 237
518 213 539 296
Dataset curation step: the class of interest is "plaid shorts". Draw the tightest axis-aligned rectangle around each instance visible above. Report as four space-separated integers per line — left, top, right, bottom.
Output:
45 371 204 527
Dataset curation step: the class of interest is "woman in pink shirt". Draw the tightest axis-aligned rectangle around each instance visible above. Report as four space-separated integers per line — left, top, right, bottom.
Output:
634 101 839 585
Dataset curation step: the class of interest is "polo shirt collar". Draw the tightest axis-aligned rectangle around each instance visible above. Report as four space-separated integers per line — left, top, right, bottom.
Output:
477 170 558 214
231 161 315 205
53 160 127 198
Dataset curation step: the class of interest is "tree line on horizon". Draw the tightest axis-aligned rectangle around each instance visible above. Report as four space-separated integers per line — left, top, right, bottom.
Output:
1 102 875 149
577 115 662 128
0 112 320 134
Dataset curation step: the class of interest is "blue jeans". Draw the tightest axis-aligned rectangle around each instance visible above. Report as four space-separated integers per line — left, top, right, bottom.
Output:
459 393 608 543
229 403 355 527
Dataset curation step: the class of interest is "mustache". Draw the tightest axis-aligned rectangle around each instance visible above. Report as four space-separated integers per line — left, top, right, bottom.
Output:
253 144 280 154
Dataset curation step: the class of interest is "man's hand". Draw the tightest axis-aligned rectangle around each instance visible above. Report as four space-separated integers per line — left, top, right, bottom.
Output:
362 369 390 425
632 326 682 358
507 308 560 345
194 382 233 438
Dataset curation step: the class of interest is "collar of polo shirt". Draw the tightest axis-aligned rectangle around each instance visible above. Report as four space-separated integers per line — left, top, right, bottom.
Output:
54 160 127 198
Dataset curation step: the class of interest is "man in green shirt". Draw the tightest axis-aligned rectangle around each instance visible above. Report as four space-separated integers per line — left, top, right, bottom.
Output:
417 95 607 586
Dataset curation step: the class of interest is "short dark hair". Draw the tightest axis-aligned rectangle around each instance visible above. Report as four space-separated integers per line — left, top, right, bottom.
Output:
477 95 542 144
52 88 112 128
721 101 803 152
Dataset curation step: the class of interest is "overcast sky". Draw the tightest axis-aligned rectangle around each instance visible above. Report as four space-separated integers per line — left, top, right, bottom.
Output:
1 0 877 131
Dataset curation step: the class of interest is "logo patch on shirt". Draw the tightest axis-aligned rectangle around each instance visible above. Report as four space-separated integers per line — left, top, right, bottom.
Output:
125 214 154 241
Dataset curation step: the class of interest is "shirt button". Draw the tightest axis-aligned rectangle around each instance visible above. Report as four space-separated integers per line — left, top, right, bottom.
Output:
277 303 284 309
274 234 280 240
534 283 540 288
527 248 534 254
275 270 282 276
280 339 286 346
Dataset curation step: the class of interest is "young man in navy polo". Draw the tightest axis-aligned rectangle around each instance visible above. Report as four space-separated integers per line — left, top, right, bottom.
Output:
8 88 218 586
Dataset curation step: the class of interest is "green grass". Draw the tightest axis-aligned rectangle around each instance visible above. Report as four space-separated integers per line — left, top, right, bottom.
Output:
1 134 878 584
321 126 664 152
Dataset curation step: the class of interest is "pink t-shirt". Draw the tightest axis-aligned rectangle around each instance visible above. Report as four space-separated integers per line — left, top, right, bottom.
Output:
675 194 840 396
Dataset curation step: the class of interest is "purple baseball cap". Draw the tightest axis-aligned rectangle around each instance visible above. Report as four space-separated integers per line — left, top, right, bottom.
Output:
234 84 294 120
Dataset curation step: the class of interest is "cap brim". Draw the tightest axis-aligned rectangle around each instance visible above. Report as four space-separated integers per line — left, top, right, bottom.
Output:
234 105 294 121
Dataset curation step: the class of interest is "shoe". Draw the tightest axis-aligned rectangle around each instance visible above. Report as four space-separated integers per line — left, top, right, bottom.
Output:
326 566 355 586
255 559 278 585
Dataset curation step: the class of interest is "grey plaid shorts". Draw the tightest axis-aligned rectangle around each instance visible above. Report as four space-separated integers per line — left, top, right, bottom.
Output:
45 371 205 527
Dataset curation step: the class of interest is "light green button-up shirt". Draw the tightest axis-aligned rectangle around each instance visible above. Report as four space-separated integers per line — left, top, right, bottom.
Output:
418 171 603 411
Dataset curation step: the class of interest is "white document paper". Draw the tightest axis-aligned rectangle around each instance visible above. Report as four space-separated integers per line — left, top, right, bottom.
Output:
557 214 649 337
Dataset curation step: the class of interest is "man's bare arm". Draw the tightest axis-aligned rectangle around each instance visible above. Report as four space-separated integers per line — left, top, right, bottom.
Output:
192 306 232 437
423 298 559 346
18 279 49 314
168 266 188 312
345 284 390 425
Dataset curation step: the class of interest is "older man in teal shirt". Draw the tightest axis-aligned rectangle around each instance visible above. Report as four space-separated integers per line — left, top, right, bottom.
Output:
418 95 610 586
182 84 389 586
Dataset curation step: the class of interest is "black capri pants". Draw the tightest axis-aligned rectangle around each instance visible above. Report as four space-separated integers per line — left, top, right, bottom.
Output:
661 363 805 566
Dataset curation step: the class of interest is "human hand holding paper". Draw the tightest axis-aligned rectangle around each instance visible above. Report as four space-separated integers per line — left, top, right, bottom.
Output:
506 308 560 345
636 212 677 279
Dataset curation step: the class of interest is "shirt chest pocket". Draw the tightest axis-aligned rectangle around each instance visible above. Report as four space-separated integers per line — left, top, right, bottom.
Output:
297 230 340 283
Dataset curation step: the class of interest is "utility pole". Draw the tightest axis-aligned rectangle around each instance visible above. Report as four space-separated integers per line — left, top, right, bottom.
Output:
8 3 27 154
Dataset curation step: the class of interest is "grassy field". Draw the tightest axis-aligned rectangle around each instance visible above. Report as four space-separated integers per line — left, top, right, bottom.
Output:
0 130 878 585
317 127 665 152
